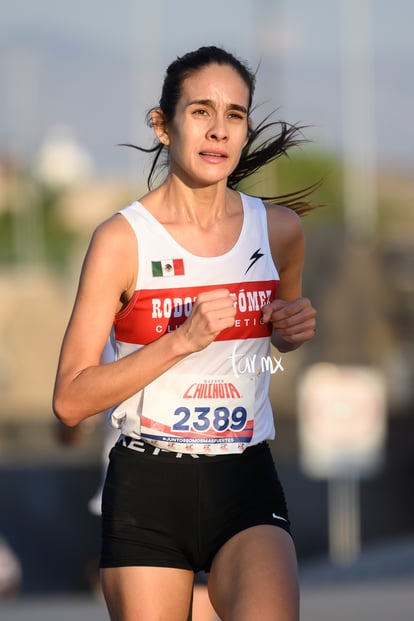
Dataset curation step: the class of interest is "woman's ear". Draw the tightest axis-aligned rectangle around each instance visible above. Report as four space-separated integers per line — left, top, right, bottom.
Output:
243 117 253 148
151 108 170 146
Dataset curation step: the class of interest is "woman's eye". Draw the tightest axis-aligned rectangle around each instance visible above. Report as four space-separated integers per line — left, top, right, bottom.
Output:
228 112 244 120
194 108 208 116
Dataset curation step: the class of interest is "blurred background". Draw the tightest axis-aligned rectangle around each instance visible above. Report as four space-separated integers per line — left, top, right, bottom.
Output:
0 0 413 619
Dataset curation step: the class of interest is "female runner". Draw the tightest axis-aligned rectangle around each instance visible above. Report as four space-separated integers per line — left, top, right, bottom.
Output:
53 45 317 621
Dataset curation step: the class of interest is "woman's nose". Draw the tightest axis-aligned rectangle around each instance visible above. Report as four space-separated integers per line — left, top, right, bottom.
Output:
207 116 228 140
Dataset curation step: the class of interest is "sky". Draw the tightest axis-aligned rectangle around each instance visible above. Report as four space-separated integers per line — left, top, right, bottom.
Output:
0 0 413 179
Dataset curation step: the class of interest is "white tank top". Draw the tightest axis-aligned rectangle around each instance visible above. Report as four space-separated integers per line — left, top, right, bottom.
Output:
110 192 280 455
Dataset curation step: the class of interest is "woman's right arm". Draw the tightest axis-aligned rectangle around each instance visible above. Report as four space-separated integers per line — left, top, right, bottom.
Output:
53 215 236 427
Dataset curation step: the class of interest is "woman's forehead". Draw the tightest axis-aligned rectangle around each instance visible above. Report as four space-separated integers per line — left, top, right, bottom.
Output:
180 64 250 106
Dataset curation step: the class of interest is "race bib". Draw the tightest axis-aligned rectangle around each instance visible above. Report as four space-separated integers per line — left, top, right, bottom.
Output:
141 373 256 454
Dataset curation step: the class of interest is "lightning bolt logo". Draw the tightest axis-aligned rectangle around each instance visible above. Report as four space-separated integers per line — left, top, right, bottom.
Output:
245 248 264 274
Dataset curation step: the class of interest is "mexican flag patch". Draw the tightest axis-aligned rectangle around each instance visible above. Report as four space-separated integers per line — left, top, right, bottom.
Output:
151 258 185 277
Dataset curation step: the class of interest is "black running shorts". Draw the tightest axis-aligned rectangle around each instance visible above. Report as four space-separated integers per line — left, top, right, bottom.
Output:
100 437 291 572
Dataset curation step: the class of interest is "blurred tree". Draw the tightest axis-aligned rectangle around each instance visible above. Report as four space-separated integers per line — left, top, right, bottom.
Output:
0 170 77 270
238 148 343 229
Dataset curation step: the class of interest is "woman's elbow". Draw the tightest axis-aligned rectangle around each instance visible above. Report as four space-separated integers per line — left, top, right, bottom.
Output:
52 392 82 427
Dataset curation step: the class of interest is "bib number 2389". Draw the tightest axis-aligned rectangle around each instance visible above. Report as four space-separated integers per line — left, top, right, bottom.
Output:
173 405 247 433
141 374 255 454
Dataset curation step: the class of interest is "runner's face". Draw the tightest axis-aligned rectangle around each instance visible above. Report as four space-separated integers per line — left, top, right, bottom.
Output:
166 63 250 187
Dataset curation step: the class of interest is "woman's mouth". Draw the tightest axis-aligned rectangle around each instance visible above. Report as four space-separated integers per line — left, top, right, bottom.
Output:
199 151 228 161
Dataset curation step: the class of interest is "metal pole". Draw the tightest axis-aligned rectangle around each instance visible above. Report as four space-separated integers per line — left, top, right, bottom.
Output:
340 0 378 243
129 0 162 187
250 0 283 197
328 477 361 565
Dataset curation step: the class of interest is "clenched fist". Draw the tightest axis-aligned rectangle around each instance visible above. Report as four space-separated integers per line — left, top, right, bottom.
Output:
261 297 316 352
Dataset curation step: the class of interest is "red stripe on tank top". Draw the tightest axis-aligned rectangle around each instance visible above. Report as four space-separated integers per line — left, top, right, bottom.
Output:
114 280 279 345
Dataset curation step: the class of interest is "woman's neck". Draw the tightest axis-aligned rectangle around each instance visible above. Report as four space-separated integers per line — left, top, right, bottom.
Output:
139 177 244 257
141 176 236 228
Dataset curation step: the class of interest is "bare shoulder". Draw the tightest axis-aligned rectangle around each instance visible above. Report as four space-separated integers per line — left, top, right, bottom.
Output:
265 204 304 252
87 212 137 269
81 212 138 303
91 211 135 248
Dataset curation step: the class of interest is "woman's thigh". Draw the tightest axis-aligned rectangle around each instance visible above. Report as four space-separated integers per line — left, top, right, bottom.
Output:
101 565 194 621
208 525 299 621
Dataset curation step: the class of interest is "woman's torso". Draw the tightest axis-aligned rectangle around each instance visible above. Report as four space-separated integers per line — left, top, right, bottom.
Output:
109 192 280 455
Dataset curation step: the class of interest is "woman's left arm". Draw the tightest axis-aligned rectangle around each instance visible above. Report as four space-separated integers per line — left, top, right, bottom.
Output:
262 205 316 353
